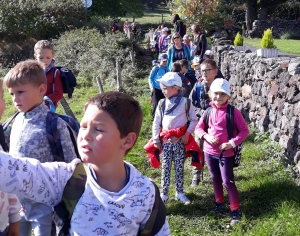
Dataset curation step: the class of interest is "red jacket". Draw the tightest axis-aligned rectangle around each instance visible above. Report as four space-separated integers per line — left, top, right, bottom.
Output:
144 125 204 169
46 68 63 108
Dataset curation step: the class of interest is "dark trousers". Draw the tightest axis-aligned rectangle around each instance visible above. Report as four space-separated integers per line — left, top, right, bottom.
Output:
151 88 165 120
204 152 240 210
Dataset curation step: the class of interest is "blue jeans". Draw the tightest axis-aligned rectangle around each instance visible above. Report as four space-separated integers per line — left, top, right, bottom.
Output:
20 200 53 236
204 152 240 210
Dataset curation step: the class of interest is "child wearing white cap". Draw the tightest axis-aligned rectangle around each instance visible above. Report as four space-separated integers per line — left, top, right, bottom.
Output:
152 72 198 205
195 78 249 225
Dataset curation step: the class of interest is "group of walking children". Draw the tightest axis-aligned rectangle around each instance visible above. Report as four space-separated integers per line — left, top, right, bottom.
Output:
148 58 249 225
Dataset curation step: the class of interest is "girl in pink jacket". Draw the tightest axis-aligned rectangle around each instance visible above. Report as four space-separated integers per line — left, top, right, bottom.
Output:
195 78 249 226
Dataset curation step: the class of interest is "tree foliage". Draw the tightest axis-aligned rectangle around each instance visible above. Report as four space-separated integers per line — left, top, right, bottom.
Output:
0 0 86 39
90 0 144 18
167 0 224 33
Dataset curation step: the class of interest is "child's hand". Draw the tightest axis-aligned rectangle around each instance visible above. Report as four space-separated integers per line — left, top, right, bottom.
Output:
154 142 162 150
204 134 219 145
6 221 20 236
181 132 189 144
219 142 233 151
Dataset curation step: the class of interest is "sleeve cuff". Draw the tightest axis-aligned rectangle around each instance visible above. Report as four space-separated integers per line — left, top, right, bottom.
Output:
229 139 236 148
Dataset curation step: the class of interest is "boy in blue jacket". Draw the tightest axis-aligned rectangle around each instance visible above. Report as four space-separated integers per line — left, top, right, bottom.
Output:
149 53 169 120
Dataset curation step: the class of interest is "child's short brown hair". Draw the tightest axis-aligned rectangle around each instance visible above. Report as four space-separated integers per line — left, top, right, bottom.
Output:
84 92 143 153
171 62 181 72
4 60 46 88
179 59 188 69
201 59 217 69
34 40 54 53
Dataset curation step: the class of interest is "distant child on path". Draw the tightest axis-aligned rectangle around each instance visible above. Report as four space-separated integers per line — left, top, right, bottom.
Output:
149 53 169 120
195 79 249 225
34 40 63 108
182 35 191 49
152 72 198 205
0 92 170 235
4 60 77 236
0 80 21 236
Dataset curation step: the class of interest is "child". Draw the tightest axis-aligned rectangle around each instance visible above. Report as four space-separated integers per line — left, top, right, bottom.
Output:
0 80 21 236
171 62 191 98
195 78 249 225
158 27 169 54
182 35 191 49
4 60 78 236
203 50 225 79
0 91 170 235
179 59 197 88
189 59 219 186
152 72 198 205
34 40 63 108
149 53 169 120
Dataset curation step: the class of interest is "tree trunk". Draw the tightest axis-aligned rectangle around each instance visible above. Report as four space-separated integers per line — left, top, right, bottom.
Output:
260 7 268 20
245 0 253 31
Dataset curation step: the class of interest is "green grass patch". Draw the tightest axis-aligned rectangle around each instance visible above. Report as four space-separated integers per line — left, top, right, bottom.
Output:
244 38 300 55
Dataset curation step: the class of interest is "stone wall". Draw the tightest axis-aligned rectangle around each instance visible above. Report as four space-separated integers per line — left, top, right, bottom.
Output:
212 45 300 168
249 19 300 39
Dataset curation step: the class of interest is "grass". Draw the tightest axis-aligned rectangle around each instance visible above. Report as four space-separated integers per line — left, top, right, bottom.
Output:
244 38 300 55
121 8 173 30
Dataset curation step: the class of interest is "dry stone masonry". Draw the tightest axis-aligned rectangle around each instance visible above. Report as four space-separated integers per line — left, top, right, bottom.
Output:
212 44 300 170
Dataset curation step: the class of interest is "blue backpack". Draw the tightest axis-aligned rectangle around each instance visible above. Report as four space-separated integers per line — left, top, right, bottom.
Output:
2 97 80 162
54 67 77 99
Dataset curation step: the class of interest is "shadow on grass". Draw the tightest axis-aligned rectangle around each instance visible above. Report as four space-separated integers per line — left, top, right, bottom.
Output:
240 179 300 218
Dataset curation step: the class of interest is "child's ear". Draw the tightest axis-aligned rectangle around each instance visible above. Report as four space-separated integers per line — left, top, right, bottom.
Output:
34 54 37 59
121 132 137 151
39 84 47 96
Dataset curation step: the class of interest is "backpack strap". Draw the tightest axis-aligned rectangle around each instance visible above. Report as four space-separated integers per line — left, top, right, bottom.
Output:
159 99 166 128
0 125 8 152
138 181 166 236
2 112 19 132
203 107 213 132
185 98 191 127
226 105 235 140
196 82 202 106
53 162 88 235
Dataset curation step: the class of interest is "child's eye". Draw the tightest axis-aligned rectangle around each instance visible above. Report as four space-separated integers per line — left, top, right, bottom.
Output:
95 128 104 132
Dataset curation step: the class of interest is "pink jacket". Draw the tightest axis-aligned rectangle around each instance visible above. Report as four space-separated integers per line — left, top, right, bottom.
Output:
195 102 249 157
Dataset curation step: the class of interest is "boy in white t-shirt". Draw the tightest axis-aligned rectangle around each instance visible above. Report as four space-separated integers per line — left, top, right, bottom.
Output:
0 91 170 235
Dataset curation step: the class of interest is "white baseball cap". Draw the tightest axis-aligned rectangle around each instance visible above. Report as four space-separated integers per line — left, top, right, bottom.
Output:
205 50 213 56
210 78 231 96
157 72 182 87
162 27 169 32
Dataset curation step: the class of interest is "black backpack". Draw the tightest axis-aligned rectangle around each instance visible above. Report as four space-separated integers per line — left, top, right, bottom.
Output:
2 97 80 162
54 67 77 98
203 105 243 167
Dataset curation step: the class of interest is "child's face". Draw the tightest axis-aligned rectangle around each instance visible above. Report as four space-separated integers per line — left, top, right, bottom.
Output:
78 105 129 166
8 83 46 112
0 84 5 119
211 91 229 107
34 48 54 69
160 83 179 98
181 65 188 73
201 64 217 84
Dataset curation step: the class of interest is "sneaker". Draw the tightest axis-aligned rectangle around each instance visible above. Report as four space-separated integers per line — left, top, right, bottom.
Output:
230 210 242 226
175 192 191 205
210 202 225 214
191 179 200 187
160 193 169 204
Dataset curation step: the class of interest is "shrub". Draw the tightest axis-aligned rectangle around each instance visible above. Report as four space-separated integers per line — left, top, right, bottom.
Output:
234 32 243 46
0 0 87 40
261 28 275 48
53 29 150 96
280 30 299 40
